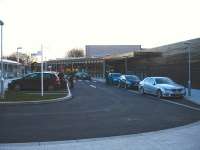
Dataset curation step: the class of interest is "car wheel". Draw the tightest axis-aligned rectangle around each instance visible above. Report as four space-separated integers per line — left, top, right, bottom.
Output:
139 87 144 95
48 85 54 91
157 90 163 99
14 84 21 91
118 83 121 88
124 83 127 89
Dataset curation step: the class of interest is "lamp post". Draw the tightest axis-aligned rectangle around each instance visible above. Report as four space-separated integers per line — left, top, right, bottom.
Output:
184 42 192 96
17 47 22 77
17 47 22 63
0 20 4 98
123 56 128 74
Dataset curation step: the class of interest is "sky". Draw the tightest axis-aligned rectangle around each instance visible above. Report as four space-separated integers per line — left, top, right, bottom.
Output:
0 0 200 60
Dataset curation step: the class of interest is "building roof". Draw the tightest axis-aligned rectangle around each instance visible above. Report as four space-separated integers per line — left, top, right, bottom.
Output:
85 45 142 57
2 59 21 65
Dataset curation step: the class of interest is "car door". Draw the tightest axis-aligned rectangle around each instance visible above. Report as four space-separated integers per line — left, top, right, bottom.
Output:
43 73 51 90
21 73 38 90
120 76 125 86
121 75 126 86
148 78 157 95
20 75 31 90
143 78 151 93
34 73 41 90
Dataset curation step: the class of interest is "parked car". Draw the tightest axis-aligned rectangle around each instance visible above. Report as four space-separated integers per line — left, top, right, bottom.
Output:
107 73 122 85
8 72 61 91
75 72 91 80
139 77 186 98
118 75 140 89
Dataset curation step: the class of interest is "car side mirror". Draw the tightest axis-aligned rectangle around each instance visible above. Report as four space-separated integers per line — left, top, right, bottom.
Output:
153 82 156 85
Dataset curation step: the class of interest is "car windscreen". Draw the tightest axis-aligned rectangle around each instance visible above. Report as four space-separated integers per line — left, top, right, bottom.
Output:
155 78 174 84
82 73 89 75
112 73 121 77
126 75 139 80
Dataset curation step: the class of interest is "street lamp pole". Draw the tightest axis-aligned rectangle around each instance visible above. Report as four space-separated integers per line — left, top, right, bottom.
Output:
184 42 192 96
0 20 4 98
17 47 22 77
123 56 128 74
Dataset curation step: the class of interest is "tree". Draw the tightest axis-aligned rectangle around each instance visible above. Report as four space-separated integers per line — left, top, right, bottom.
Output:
66 48 84 58
6 52 33 65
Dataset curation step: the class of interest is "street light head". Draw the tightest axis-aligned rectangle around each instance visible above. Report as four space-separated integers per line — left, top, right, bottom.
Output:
184 42 192 49
17 47 22 50
184 42 192 45
0 20 4 26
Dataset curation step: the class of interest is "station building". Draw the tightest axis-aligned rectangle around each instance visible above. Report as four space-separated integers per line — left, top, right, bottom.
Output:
0 59 22 78
85 45 142 58
34 39 200 88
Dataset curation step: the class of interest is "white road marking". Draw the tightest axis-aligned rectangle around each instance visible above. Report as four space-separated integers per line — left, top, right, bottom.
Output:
127 90 200 112
93 80 97 83
89 85 96 88
26 93 67 95
160 99 200 112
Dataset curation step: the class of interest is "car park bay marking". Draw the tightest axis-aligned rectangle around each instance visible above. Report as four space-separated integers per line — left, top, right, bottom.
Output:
145 95 200 112
160 99 200 112
89 85 96 88
127 90 200 112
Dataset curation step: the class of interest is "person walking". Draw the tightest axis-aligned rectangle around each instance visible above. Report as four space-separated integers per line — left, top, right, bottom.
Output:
105 71 109 84
69 73 74 88
58 72 66 89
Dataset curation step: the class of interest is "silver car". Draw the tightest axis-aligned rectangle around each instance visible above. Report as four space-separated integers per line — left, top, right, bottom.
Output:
139 77 186 98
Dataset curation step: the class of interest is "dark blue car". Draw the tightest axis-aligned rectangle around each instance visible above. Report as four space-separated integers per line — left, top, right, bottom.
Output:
118 75 140 89
107 73 121 85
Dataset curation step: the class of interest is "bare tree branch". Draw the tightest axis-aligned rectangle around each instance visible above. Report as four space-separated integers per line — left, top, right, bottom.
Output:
66 48 84 58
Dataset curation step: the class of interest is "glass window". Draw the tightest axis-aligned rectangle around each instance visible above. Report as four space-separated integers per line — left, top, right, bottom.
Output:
34 73 41 79
149 78 155 85
44 73 51 79
126 75 139 80
155 78 173 84
143 77 149 83
25 73 38 79
112 73 121 77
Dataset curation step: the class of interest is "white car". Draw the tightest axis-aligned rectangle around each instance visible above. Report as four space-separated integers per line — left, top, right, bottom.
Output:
139 77 186 98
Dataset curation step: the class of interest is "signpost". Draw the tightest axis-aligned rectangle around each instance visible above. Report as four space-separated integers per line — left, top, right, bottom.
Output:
184 42 192 96
0 20 4 98
41 45 44 96
31 45 44 96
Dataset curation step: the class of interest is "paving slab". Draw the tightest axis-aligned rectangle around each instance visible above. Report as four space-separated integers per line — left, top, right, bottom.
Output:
186 89 200 105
